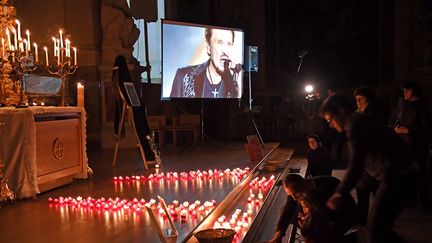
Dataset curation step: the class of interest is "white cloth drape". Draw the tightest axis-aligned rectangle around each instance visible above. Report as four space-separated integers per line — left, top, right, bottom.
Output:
0 107 88 199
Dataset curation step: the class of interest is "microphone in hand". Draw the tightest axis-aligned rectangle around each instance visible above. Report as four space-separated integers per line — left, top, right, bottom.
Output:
224 60 243 75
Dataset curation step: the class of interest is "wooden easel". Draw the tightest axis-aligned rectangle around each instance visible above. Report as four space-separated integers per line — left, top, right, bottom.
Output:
111 82 151 170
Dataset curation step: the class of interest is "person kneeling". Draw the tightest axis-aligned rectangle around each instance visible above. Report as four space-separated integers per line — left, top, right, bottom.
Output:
267 174 356 243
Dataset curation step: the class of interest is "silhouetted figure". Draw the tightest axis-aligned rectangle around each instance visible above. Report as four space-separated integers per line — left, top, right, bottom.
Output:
298 190 332 243
389 81 432 208
268 174 356 243
322 95 418 243
322 86 345 168
353 86 387 124
353 86 382 225
305 134 332 178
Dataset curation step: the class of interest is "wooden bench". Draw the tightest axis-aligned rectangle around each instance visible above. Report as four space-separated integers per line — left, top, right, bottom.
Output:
165 114 200 146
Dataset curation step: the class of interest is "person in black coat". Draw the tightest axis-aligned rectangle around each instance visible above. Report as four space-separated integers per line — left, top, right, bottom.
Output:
305 134 332 178
389 81 432 208
352 87 381 225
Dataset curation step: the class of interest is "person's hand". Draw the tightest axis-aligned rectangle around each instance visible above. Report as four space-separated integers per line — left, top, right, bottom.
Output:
394 125 409 134
297 211 306 228
267 231 282 243
327 192 343 210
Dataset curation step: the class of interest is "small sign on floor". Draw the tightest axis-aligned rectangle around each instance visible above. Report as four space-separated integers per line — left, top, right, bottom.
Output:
245 135 263 163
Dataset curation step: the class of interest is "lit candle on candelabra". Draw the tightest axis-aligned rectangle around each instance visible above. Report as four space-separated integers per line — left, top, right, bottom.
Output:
23 39 28 59
44 46 49 65
33 43 38 63
57 39 60 65
52 37 57 56
6 28 11 50
73 47 77 65
25 30 30 50
65 39 70 57
12 28 17 50
15 20 21 40
1 38 4 60
59 29 63 48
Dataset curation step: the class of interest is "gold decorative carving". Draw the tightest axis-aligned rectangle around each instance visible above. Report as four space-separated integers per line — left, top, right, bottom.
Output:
0 0 19 105
0 121 15 204
53 137 65 160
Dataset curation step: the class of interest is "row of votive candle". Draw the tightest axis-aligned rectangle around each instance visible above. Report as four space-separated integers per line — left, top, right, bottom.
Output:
113 167 251 182
48 196 216 224
211 175 276 239
156 199 216 222
48 196 147 213
248 175 275 189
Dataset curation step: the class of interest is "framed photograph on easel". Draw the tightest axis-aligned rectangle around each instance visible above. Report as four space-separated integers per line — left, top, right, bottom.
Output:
123 82 141 107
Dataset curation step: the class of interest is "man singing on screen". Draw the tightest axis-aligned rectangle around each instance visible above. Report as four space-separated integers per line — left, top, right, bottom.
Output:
170 28 242 98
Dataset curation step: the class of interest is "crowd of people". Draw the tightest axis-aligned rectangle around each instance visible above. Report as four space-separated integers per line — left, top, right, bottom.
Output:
268 81 431 243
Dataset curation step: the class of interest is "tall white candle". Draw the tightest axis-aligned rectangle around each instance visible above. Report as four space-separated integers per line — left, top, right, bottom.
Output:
44 46 49 65
1 38 4 60
77 83 84 107
57 38 60 65
59 29 63 48
65 39 70 57
33 43 38 63
12 28 17 50
73 47 77 65
26 30 30 50
6 28 11 50
15 20 21 40
23 39 28 59
52 37 56 56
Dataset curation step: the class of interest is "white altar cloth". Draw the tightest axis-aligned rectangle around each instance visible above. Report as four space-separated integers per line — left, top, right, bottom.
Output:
0 106 88 199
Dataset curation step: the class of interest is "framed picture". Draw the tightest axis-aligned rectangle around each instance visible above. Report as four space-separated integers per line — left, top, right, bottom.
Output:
123 82 141 107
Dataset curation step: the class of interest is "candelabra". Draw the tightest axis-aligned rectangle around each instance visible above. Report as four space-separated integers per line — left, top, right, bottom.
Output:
44 29 78 107
0 0 40 107
9 44 38 108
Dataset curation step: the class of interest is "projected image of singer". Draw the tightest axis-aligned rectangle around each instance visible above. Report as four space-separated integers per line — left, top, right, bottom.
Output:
170 28 242 98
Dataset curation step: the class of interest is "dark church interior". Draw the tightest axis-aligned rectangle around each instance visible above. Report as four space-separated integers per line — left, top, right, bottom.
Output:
0 0 431 242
